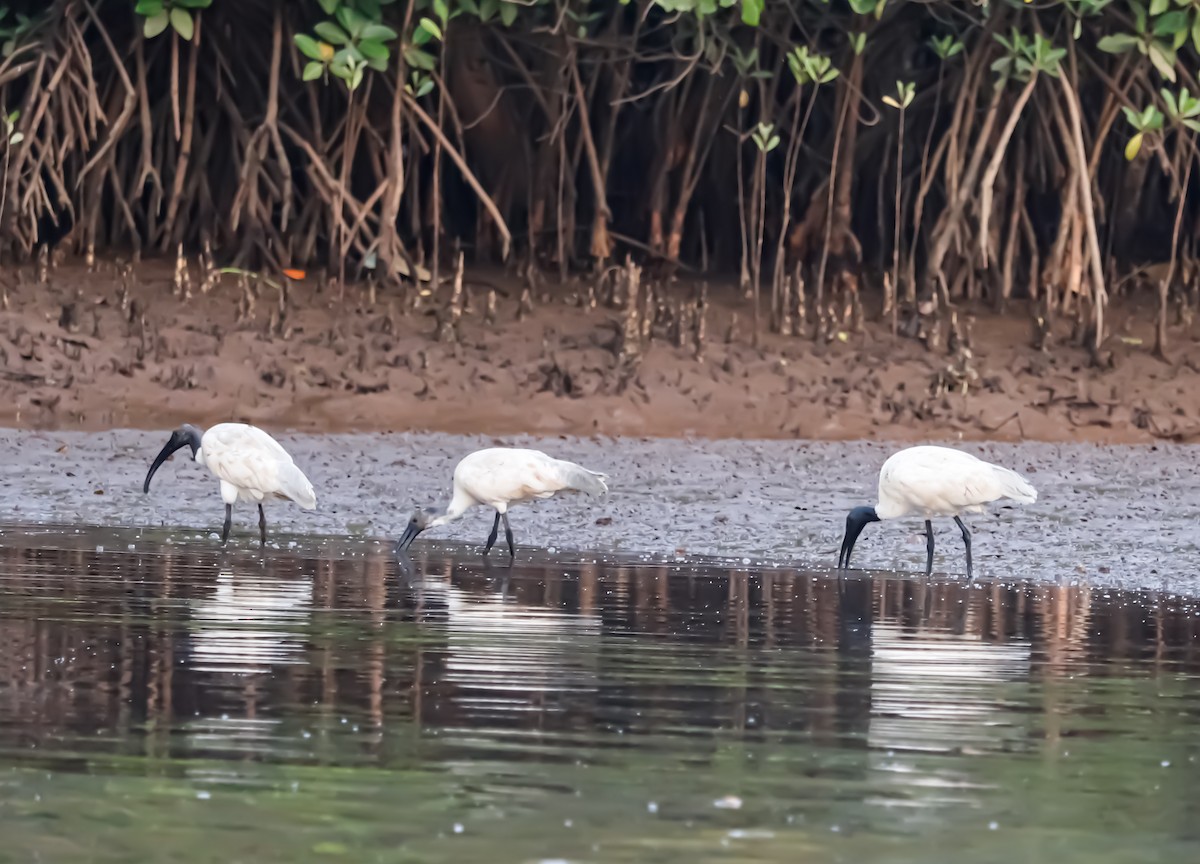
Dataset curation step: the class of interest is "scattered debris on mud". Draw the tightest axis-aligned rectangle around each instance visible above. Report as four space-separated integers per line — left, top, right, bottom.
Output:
4 260 1200 443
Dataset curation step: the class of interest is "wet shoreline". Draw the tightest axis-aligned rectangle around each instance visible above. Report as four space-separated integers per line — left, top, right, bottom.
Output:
0 427 1193 592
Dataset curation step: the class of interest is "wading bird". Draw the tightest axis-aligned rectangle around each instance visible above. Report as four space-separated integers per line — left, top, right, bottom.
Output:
395 447 608 559
838 445 1037 579
143 422 317 545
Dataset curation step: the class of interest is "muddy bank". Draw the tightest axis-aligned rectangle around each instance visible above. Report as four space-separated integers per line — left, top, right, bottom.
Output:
4 261 1200 443
0 427 1192 590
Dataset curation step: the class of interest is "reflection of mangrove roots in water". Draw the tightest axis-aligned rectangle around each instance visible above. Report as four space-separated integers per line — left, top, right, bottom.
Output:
6 535 1200 864
1 533 1196 746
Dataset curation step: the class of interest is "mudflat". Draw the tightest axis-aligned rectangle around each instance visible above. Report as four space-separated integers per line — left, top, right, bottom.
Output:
0 427 1185 589
2 261 1197 443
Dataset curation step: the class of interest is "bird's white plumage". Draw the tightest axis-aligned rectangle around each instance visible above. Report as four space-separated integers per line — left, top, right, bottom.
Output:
195 423 316 509
874 445 1036 520
438 447 607 522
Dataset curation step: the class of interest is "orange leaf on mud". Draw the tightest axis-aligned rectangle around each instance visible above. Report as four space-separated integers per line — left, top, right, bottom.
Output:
282 269 306 280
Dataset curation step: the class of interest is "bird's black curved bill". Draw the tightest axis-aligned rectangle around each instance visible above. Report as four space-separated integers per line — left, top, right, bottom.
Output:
838 507 880 570
838 516 867 569
143 435 187 494
838 529 856 569
395 521 423 551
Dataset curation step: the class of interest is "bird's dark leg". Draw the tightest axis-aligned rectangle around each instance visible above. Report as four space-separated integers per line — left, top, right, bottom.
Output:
258 503 268 547
501 512 515 559
483 511 501 556
221 504 232 545
954 515 973 581
924 520 935 577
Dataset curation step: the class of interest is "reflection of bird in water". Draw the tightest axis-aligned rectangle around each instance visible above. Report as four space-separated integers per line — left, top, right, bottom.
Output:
143 422 317 545
396 447 607 559
863 620 1032 825
190 567 312 674
839 445 1037 579
412 575 601 718
867 620 1032 756
184 568 313 759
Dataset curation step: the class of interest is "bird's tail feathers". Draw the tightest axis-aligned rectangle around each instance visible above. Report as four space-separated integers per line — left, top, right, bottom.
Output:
991 464 1037 504
559 462 608 496
280 463 318 509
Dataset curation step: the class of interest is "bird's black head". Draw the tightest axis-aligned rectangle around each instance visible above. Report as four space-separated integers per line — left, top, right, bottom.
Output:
395 507 439 552
838 506 880 570
143 424 204 494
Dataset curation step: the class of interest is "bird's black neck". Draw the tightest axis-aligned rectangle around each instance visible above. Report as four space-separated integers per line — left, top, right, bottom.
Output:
855 506 880 525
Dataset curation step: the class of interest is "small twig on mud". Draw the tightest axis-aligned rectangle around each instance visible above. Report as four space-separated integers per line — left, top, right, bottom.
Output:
607 231 696 271
219 266 282 294
981 411 1025 437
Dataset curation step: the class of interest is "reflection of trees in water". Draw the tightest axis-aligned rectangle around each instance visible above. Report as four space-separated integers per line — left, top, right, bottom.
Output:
0 529 1197 762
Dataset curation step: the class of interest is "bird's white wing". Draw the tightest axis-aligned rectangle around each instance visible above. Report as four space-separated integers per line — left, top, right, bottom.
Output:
208 423 294 463
282 462 317 508
202 425 315 506
204 446 284 502
879 446 1031 517
455 448 583 506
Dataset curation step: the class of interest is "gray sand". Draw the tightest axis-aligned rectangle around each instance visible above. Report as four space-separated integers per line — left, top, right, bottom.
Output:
0 427 1193 592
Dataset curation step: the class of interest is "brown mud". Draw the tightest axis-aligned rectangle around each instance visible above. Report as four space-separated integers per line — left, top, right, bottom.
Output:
2 260 1200 443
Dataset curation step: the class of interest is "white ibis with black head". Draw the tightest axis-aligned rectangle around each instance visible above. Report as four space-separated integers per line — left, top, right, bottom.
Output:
143 422 317 545
395 447 608 559
838 445 1037 580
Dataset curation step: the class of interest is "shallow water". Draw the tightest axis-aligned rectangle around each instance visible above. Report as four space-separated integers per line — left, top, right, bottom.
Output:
1 525 1199 863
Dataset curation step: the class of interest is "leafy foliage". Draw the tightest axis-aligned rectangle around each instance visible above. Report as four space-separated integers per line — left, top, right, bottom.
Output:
882 81 915 110
3 108 20 147
751 121 779 153
0 0 1185 345
993 30 1066 80
786 46 839 86
293 0 404 89
0 7 43 56
134 0 213 41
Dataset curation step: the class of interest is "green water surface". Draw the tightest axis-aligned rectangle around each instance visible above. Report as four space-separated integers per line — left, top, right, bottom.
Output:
0 526 1197 863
